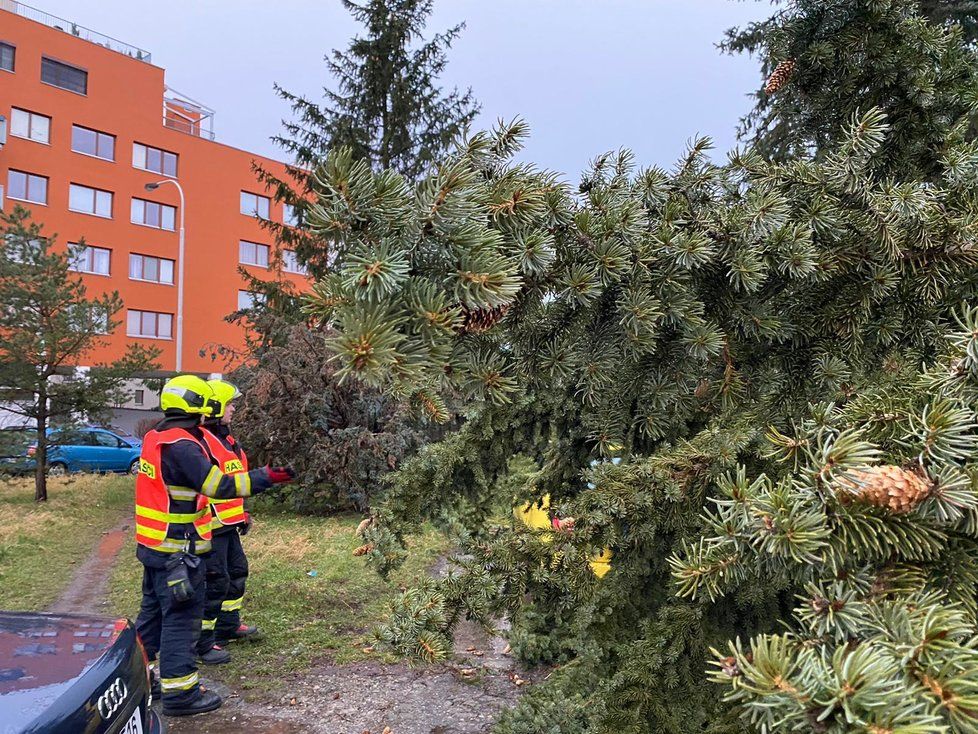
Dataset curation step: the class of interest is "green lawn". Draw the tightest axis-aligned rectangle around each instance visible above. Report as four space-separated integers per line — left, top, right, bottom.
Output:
108 504 447 693
0 474 132 609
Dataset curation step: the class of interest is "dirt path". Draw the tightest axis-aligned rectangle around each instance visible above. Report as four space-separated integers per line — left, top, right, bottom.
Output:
49 519 130 616
166 618 526 734
50 536 529 733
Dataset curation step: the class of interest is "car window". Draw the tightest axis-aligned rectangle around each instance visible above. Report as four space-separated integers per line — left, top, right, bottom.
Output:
52 430 86 446
92 432 120 448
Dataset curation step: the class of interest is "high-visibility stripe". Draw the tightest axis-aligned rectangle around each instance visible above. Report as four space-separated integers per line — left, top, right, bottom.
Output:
201 618 216 631
150 537 213 554
167 486 199 501
202 466 222 495
161 671 199 691
234 471 251 496
221 596 243 612
135 523 168 541
137 505 206 524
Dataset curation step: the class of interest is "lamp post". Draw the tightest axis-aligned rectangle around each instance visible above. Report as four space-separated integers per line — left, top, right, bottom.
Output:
144 180 185 372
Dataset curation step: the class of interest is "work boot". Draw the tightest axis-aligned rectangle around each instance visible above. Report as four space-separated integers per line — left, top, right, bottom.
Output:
198 644 231 665
162 688 222 717
217 623 261 646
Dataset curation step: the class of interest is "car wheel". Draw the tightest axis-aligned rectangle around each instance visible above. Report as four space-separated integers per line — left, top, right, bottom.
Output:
47 462 67 477
129 459 140 476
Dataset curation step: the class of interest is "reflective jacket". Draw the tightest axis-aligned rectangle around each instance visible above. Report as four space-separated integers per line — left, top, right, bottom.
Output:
201 428 248 528
135 427 214 553
135 422 274 556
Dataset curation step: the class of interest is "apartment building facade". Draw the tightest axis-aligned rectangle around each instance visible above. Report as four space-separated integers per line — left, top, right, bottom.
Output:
0 2 310 391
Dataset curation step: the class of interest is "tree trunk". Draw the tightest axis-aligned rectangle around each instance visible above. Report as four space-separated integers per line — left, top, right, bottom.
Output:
34 388 47 502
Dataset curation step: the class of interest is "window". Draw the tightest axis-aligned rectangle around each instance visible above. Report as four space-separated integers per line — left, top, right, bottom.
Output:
130 198 176 231
72 125 115 161
8 170 48 205
0 43 14 72
240 191 270 219
127 310 172 339
129 253 174 284
237 291 259 310
134 389 145 406
69 245 111 275
10 109 50 144
238 240 269 268
69 184 112 218
132 143 178 177
283 203 302 227
41 57 87 94
91 432 120 448
282 249 308 275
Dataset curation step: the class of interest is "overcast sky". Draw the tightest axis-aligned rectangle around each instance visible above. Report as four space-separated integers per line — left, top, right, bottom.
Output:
34 0 776 180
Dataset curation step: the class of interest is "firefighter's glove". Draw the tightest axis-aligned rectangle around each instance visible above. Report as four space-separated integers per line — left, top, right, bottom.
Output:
239 512 252 536
265 466 295 484
164 552 200 606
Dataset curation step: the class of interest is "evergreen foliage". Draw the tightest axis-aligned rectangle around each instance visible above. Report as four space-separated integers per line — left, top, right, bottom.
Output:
0 208 158 501
256 0 479 277
216 277 424 514
723 0 978 174
292 1 978 730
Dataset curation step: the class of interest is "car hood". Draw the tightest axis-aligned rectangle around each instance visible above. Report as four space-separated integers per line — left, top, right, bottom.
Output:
0 611 121 728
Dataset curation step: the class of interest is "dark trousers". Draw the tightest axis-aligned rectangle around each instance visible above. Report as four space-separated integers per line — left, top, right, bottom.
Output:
197 529 249 652
135 554 205 707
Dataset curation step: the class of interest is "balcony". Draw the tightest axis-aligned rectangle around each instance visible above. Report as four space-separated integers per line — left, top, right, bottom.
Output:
1 0 152 62
163 87 216 141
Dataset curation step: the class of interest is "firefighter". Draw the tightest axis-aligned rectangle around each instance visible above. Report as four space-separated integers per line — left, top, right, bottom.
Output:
134 374 295 717
195 379 259 664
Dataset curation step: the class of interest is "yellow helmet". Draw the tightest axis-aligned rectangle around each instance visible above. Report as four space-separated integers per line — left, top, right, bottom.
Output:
206 379 242 418
160 375 215 415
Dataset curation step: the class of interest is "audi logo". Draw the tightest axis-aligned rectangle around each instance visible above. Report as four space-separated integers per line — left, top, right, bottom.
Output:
96 677 128 720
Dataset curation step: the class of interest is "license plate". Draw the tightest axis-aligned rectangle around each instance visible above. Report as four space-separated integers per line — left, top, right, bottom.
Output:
121 709 144 734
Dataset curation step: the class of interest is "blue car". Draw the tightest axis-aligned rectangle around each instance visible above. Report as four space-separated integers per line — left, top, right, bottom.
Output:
27 427 143 476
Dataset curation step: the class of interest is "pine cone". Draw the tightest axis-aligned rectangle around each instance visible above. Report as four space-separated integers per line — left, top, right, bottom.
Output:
764 58 797 95
353 543 374 557
837 466 932 514
458 305 510 334
355 517 373 537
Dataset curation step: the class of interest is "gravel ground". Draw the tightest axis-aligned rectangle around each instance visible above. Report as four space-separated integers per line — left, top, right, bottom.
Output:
165 618 526 734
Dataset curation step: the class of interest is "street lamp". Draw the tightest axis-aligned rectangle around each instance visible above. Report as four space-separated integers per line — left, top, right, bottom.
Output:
145 180 186 372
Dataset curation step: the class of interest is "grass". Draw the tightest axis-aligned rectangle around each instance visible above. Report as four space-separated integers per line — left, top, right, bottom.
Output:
107 504 448 694
0 473 132 610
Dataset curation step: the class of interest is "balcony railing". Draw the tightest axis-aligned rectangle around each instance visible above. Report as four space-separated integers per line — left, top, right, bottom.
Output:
163 87 216 141
1 0 152 62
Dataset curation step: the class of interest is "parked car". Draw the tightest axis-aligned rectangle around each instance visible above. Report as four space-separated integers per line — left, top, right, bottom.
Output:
26 427 143 476
0 610 164 733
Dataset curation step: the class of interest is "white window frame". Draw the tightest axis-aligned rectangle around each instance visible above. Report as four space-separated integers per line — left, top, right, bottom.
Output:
240 191 270 219
282 249 308 275
10 108 50 145
283 203 301 228
239 240 269 268
129 253 174 285
126 309 173 340
132 142 178 177
8 170 48 205
71 124 115 161
69 244 111 276
69 183 113 218
130 198 176 231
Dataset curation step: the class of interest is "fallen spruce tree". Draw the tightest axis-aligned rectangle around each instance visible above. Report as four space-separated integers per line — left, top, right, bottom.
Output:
298 1 978 730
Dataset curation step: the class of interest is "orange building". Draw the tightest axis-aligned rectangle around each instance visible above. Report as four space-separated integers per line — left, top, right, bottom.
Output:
0 2 309 385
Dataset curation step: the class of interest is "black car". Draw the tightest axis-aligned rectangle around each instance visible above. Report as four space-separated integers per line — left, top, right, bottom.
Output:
0 611 165 734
